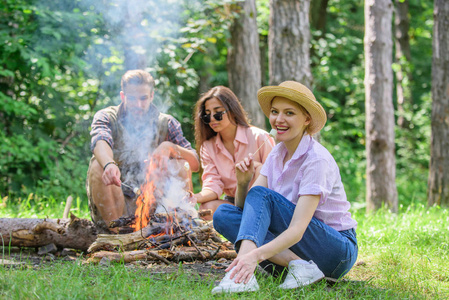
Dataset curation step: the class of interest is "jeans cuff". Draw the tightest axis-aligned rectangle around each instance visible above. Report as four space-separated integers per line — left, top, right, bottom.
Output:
234 235 259 252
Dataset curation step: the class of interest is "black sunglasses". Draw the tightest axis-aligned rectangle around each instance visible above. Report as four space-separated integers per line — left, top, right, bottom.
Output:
201 110 227 124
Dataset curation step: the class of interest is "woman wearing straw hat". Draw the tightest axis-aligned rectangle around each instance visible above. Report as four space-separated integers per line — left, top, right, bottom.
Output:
192 86 275 220
211 81 358 293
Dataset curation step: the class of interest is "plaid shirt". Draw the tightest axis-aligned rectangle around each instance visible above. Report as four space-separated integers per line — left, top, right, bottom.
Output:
90 104 195 155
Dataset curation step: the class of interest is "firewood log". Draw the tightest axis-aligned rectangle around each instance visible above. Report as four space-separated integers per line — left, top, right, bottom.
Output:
0 214 98 251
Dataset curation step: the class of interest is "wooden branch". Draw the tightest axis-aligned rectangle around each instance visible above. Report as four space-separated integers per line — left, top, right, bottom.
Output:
147 251 172 265
0 215 99 251
87 250 148 264
86 248 237 264
33 220 66 234
87 223 167 253
63 196 73 219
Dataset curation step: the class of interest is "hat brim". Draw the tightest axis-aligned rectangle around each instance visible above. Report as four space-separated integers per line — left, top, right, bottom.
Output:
257 86 327 135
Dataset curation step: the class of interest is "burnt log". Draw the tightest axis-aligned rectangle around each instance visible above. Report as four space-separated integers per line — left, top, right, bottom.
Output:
0 214 99 251
87 222 224 253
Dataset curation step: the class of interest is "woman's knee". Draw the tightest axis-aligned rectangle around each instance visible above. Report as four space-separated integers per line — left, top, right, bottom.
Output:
212 204 232 229
246 186 270 203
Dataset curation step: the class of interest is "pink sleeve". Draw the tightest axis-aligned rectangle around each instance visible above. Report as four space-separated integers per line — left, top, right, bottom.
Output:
200 144 224 198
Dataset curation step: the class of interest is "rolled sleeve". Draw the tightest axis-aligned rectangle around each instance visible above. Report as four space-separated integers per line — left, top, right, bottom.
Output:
200 145 224 198
167 117 198 159
90 110 113 152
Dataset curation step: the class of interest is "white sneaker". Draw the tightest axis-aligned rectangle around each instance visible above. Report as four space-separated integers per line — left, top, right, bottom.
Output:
278 260 325 290
211 267 260 294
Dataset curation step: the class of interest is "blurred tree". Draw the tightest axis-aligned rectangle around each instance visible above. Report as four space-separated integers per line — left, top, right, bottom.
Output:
428 0 449 207
268 0 313 88
227 0 265 128
364 0 398 212
394 0 413 128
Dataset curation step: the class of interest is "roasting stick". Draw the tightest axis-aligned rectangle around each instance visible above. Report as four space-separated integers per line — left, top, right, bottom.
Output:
252 129 277 157
121 182 141 196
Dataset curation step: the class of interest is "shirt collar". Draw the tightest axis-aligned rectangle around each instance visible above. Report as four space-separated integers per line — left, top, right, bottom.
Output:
235 125 248 145
118 103 159 119
214 125 247 153
277 134 312 160
292 134 312 159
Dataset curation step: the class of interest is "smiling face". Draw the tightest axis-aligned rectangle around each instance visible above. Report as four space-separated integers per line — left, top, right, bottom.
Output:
120 84 154 117
203 97 233 133
269 96 311 149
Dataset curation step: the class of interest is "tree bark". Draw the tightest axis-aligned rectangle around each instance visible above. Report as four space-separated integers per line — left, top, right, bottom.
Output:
228 0 265 129
269 0 312 88
428 0 449 207
394 0 413 128
364 0 398 212
0 215 99 251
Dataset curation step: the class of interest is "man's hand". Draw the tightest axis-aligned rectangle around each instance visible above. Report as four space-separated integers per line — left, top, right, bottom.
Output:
235 153 255 186
102 163 121 186
152 141 179 160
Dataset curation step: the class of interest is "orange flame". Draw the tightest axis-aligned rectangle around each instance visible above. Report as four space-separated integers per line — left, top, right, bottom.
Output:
132 156 166 231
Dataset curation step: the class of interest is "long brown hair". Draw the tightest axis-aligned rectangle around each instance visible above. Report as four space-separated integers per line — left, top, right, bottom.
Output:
194 86 250 153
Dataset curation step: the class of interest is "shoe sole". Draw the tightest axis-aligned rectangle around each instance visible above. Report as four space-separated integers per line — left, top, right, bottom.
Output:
279 274 325 290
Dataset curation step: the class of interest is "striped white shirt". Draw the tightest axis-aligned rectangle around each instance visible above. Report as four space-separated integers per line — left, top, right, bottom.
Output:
260 134 357 231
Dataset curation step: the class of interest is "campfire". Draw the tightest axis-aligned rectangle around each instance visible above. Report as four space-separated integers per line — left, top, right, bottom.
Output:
86 155 236 264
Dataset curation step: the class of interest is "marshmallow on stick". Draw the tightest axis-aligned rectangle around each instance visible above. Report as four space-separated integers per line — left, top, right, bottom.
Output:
252 129 277 157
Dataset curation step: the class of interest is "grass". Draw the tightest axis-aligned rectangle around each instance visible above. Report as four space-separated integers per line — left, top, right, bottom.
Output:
1 199 448 299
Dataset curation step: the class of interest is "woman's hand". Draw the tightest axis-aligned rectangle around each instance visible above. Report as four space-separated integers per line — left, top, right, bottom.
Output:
235 153 255 185
226 250 260 284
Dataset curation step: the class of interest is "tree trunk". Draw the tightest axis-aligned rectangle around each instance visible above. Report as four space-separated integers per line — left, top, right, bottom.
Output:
269 0 312 88
394 0 413 128
364 0 398 212
228 0 265 129
310 0 329 35
0 216 99 251
428 0 449 207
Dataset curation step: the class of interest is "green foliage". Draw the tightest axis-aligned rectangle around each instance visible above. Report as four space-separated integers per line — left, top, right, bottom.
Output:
0 0 435 209
0 0 101 200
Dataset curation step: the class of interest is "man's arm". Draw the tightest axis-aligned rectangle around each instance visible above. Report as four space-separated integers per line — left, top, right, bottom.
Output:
165 117 200 172
153 141 200 172
93 140 121 186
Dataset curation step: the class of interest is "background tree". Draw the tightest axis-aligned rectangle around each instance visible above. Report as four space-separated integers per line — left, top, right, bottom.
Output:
0 0 435 210
364 0 398 212
268 0 313 87
227 0 265 128
428 0 449 207
394 0 413 128
310 0 329 37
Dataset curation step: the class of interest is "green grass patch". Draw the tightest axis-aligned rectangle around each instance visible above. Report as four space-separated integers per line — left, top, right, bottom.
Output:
1 201 448 299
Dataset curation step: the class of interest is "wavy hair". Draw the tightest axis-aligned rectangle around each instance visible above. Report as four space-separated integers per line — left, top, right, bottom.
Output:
194 86 250 153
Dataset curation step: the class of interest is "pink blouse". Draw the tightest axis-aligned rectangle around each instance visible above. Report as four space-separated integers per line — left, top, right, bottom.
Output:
200 125 275 198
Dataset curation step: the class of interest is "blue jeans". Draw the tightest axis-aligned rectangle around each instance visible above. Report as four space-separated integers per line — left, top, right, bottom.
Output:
213 186 358 279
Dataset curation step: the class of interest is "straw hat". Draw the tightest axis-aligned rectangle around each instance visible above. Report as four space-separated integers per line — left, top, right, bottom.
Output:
257 81 327 135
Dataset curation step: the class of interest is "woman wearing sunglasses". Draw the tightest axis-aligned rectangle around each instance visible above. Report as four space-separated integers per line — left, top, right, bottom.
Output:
193 86 275 219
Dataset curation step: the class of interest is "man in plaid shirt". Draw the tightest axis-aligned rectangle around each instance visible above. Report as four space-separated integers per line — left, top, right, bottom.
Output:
86 70 199 231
